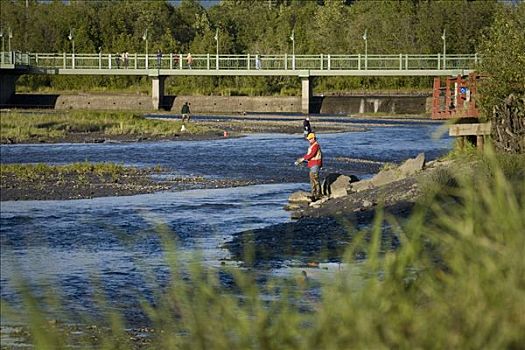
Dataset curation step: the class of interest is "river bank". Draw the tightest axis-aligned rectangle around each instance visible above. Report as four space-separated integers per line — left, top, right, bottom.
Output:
0 163 258 201
0 110 373 144
0 112 369 201
224 155 442 266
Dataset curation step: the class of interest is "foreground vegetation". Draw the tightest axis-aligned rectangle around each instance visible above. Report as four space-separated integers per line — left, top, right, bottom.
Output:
0 111 219 143
2 150 524 349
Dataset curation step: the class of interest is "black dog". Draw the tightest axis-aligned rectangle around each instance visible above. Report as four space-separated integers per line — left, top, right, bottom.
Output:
322 173 360 197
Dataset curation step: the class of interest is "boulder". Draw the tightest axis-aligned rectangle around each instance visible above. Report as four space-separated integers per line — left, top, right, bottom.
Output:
309 197 329 208
370 153 426 187
351 179 373 192
398 152 425 176
370 168 399 187
288 191 312 204
322 173 360 198
284 203 305 211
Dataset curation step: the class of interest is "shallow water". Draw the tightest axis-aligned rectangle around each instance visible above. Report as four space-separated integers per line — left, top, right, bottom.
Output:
0 123 449 182
0 121 452 325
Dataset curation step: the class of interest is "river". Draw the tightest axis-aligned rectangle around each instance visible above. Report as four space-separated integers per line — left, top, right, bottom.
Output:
0 120 451 326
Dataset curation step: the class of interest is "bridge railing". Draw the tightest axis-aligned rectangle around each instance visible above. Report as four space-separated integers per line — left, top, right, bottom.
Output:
4 52 480 71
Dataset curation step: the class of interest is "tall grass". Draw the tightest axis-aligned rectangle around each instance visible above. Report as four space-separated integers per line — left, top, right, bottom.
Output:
0 111 219 143
0 162 138 181
2 150 524 349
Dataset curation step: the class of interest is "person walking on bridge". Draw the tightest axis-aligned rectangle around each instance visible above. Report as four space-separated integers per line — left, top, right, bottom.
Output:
295 132 323 201
156 49 163 68
186 53 193 69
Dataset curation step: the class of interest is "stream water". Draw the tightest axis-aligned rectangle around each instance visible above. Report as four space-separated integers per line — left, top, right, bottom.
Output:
0 120 452 326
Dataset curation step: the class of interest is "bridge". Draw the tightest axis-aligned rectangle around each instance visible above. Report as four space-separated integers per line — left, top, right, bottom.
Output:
1 51 479 113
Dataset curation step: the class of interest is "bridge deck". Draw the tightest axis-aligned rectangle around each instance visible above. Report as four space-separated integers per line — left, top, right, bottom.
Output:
1 52 478 77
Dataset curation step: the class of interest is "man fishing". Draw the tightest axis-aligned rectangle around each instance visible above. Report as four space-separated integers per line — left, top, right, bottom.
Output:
295 132 323 201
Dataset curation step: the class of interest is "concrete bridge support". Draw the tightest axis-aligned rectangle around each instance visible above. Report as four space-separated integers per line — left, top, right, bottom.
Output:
0 74 18 106
301 77 312 115
151 76 166 110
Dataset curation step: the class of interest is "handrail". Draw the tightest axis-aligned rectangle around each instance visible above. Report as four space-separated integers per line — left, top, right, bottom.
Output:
1 52 479 72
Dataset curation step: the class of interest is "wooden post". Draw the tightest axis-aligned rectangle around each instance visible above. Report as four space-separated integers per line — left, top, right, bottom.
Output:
457 136 465 150
449 122 491 151
476 135 484 150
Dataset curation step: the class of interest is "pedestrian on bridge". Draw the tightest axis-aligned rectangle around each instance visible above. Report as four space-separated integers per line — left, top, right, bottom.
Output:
295 132 323 202
115 52 121 69
186 53 193 69
156 49 162 68
123 51 129 69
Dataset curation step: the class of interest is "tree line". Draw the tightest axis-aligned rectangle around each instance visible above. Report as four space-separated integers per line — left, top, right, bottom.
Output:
0 0 521 98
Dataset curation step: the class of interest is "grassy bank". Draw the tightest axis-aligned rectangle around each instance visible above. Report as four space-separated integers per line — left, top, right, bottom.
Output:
0 162 170 201
0 162 151 181
0 111 220 143
1 151 524 349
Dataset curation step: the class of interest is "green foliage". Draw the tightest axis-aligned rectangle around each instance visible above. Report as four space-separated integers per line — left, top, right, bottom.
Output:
477 3 525 117
0 0 504 95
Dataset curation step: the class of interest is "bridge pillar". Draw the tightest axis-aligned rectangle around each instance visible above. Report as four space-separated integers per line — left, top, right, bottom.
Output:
0 74 18 106
151 76 166 110
301 76 312 114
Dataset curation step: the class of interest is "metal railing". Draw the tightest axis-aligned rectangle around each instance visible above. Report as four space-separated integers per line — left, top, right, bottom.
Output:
1 52 479 72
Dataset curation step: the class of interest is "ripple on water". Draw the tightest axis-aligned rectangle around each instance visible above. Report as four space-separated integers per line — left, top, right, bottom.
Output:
0 127 452 325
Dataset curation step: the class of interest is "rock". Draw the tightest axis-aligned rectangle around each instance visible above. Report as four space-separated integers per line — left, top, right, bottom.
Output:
291 211 304 220
398 152 425 176
309 197 329 208
288 191 312 204
369 153 425 187
330 176 350 198
284 203 307 211
321 173 360 198
362 199 374 208
370 168 399 187
351 179 373 192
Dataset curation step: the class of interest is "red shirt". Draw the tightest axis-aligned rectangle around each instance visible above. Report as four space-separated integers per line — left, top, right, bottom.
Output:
303 140 322 168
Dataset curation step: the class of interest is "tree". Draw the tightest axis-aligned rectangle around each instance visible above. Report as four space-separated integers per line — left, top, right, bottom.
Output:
478 3 525 112
477 3 525 153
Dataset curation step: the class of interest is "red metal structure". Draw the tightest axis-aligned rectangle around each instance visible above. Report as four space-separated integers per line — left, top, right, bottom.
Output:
432 72 481 120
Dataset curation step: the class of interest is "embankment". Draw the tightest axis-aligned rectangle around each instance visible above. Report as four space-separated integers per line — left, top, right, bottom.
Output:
6 94 431 115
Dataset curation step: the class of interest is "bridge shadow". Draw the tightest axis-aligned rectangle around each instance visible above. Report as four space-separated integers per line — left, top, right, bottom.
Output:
3 94 59 109
162 95 176 111
310 96 323 114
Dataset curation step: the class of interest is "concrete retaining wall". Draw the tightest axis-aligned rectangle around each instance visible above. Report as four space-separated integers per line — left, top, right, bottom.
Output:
312 95 429 115
167 96 301 114
4 93 431 115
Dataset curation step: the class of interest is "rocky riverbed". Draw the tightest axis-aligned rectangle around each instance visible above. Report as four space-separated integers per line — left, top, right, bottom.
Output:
224 154 449 267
